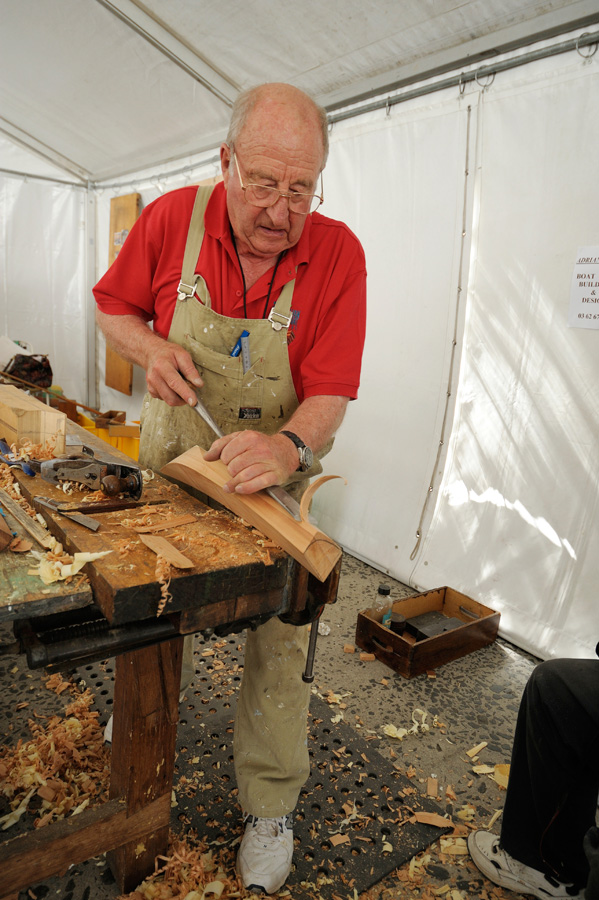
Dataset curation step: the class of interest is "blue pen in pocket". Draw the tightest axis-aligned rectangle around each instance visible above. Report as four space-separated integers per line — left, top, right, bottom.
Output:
230 330 250 358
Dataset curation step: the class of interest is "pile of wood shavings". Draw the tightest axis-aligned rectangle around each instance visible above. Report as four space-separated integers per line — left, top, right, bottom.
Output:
156 554 172 615
120 830 244 900
0 673 110 831
10 438 57 461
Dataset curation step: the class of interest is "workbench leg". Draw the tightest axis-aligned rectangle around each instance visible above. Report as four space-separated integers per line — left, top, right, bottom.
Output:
107 635 183 893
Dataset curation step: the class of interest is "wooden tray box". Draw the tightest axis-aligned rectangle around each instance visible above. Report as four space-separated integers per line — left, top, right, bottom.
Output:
355 586 500 678
0 385 66 454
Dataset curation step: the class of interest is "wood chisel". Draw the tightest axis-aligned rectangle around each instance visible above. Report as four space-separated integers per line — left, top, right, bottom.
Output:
34 497 101 532
191 396 302 521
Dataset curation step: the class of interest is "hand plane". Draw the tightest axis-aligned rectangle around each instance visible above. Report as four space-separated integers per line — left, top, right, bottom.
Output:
30 445 143 500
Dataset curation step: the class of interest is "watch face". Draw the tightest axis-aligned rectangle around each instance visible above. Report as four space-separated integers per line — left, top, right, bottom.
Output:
301 446 314 470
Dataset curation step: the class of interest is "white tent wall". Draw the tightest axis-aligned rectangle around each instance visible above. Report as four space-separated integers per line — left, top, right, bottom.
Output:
312 95 473 581
0 169 89 402
409 55 599 660
313 46 598 661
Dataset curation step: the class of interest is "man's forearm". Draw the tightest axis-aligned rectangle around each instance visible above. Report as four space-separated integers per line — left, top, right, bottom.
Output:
280 395 348 454
96 309 164 369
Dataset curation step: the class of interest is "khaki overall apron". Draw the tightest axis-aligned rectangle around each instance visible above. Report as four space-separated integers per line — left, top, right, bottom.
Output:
138 186 325 816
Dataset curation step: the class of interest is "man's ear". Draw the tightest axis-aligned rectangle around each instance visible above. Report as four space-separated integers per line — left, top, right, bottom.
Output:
220 144 232 185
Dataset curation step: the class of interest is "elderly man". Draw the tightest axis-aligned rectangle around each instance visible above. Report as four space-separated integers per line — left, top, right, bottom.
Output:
94 83 367 892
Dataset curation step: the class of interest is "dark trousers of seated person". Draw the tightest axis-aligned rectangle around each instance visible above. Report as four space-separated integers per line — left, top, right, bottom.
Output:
501 658 599 887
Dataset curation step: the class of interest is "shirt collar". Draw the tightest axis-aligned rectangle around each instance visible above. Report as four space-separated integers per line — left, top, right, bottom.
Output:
205 181 312 272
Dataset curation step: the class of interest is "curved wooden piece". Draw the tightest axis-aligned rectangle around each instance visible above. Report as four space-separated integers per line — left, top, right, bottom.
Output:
299 474 347 524
162 447 342 582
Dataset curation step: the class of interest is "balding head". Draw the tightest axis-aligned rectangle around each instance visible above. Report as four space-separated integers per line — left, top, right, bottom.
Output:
227 83 329 171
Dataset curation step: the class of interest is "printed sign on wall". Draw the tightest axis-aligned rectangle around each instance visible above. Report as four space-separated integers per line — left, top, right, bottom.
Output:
568 247 599 330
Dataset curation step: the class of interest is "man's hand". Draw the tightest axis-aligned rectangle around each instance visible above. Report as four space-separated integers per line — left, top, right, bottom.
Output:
203 395 349 494
204 431 298 494
96 310 202 407
145 341 203 407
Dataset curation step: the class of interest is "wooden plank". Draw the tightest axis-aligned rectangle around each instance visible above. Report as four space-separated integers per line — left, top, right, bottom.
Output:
104 193 141 395
0 513 12 550
0 543 92 622
0 384 66 453
138 532 195 567
8 421 288 626
13 464 288 625
178 587 286 633
0 794 170 897
162 447 342 582
132 513 197 532
108 638 182 891
0 488 55 549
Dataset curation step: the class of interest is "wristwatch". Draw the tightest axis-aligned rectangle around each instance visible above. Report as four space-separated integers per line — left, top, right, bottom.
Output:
280 430 314 472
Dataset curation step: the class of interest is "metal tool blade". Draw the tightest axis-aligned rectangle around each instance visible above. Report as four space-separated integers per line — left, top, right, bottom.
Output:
191 398 302 521
34 497 101 532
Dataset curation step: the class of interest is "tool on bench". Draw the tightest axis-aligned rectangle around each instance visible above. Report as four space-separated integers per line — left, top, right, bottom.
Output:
34 496 101 532
28 445 143 500
0 438 36 476
191 394 302 521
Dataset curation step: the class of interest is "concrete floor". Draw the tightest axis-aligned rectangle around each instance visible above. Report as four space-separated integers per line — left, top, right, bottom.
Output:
1 551 540 899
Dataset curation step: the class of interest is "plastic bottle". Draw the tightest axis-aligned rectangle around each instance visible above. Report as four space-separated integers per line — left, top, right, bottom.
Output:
377 584 392 627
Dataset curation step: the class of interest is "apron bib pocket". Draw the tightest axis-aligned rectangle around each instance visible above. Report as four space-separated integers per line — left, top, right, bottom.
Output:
183 333 267 427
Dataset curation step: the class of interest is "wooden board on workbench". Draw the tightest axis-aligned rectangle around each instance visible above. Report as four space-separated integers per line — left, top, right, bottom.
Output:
0 548 93 621
14 469 288 627
0 515 93 622
104 193 141 395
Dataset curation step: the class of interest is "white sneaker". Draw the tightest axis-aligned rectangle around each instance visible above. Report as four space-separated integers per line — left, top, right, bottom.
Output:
468 831 584 899
237 813 294 894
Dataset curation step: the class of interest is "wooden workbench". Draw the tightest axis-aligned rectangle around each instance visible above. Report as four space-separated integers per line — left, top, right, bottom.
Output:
0 422 327 897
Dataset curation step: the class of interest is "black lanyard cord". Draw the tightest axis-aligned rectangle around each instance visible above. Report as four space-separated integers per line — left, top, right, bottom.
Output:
231 228 285 319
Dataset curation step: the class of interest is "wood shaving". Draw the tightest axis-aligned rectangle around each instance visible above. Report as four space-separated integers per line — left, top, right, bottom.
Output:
117 538 138 557
156 554 172 616
29 548 112 584
0 675 110 832
119 830 243 900
11 438 57 461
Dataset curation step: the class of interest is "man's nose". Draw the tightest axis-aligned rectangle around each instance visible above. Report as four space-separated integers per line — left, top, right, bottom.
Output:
266 194 291 226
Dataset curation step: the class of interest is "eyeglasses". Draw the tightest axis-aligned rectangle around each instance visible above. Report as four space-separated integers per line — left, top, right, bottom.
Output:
232 151 323 215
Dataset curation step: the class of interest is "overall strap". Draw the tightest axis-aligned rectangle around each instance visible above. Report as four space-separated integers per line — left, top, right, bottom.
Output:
177 186 213 300
267 271 297 331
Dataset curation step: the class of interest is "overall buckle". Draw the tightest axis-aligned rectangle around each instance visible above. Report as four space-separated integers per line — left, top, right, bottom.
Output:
177 279 197 301
268 308 292 331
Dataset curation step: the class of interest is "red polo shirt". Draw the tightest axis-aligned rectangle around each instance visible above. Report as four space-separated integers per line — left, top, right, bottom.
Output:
93 182 366 403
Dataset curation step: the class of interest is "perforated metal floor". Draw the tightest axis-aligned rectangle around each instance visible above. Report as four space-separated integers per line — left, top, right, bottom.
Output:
72 632 450 897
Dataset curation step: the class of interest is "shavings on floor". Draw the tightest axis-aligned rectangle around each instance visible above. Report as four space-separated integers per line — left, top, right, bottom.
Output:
466 740 488 758
382 708 430 741
439 836 469 856
0 674 109 831
118 830 244 900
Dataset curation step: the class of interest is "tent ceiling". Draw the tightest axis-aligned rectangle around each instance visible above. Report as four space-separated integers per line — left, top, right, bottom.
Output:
1 0 598 182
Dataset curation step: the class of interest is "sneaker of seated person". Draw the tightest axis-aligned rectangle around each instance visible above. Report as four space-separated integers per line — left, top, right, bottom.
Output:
237 813 294 894
468 831 585 900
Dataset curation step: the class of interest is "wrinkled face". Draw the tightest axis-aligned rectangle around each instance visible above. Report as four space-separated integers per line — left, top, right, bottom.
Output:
221 96 324 261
